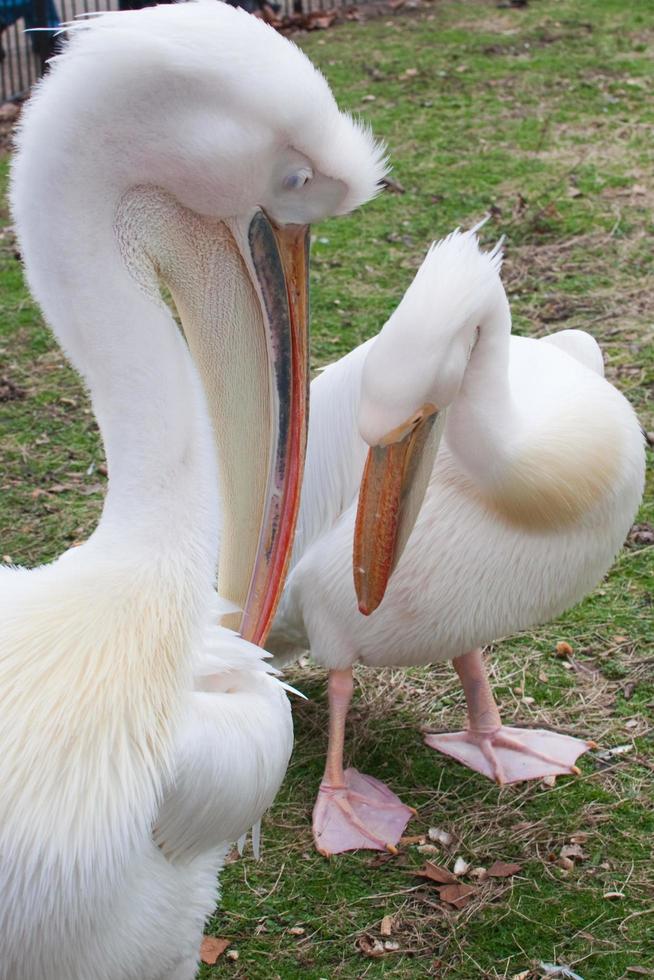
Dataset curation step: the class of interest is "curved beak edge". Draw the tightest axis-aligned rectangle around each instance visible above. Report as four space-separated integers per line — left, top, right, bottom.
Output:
353 406 445 616
239 216 311 647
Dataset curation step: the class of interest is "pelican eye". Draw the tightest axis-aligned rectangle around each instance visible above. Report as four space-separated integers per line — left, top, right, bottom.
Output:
283 170 312 191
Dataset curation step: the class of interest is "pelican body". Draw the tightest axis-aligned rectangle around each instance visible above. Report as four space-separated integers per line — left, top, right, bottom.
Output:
270 230 645 856
0 4 384 976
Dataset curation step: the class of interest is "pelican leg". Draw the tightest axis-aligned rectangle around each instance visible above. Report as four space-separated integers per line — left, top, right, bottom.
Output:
312 668 415 857
424 649 592 784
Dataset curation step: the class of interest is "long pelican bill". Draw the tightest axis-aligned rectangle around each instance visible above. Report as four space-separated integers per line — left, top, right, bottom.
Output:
238 215 310 647
353 404 446 616
155 196 309 649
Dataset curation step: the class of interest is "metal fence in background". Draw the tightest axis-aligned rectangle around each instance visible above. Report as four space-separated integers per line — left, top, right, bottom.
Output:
0 0 344 103
0 0 121 102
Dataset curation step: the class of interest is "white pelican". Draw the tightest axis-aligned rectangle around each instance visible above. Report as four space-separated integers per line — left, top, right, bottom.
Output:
0 4 384 977
270 229 645 856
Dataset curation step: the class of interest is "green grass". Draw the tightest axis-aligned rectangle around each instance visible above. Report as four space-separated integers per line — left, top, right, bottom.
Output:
1 0 653 977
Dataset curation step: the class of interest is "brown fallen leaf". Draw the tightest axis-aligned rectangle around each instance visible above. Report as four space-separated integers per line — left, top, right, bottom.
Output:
414 861 457 884
625 967 650 975
438 883 476 908
380 915 393 937
555 641 573 658
200 936 229 965
306 10 337 29
487 861 522 878
0 377 26 402
381 176 406 194
560 844 586 862
357 934 385 958
400 834 425 846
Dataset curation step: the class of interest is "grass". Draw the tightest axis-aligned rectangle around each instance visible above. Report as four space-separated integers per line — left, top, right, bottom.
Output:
0 0 653 976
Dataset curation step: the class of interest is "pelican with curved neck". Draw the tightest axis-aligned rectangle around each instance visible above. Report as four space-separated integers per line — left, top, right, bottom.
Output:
270 228 644 857
0 4 385 977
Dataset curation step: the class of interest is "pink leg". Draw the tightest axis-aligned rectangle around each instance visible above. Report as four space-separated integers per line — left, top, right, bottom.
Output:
424 649 593 784
312 669 415 857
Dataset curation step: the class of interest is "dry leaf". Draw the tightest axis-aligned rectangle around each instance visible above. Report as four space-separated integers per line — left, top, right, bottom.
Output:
306 10 337 29
603 891 625 900
381 176 406 194
542 775 557 787
200 937 229 965
438 883 476 908
557 856 574 871
625 967 649 975
400 835 425 846
415 861 457 884
357 934 385 958
560 844 586 862
470 866 488 881
380 915 393 937
555 641 573 658
288 926 305 936
417 844 439 855
453 857 470 876
384 940 400 952
487 861 522 878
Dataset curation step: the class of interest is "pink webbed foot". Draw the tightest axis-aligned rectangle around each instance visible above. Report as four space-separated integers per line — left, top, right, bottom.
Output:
312 768 415 857
424 726 593 784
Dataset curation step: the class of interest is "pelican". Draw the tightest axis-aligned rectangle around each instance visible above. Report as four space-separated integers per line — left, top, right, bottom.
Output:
269 229 645 856
0 3 384 976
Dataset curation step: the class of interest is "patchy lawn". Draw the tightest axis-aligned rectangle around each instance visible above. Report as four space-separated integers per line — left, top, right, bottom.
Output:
0 0 652 977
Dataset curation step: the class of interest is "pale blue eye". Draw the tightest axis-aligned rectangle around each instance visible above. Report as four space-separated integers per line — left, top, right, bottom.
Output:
283 171 311 191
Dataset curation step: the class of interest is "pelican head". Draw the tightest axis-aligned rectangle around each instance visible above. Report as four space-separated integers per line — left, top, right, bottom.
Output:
353 229 504 614
14 1 386 643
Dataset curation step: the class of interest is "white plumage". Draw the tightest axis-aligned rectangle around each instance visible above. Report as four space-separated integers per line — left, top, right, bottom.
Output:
0 3 383 976
270 229 645 855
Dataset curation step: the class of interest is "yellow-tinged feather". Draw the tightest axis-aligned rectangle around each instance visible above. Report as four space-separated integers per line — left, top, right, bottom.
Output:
484 404 622 530
0 550 200 870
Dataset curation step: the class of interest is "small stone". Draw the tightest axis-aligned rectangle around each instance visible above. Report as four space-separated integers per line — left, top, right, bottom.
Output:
453 857 470 876
428 827 452 846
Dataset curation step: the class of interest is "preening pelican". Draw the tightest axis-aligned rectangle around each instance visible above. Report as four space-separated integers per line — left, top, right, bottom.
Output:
0 4 384 977
270 229 645 856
